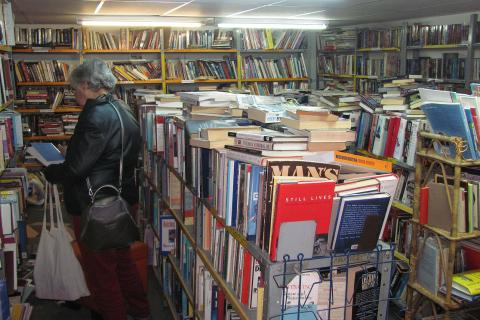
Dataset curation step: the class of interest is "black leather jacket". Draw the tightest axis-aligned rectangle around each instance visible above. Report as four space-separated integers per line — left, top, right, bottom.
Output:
43 93 141 215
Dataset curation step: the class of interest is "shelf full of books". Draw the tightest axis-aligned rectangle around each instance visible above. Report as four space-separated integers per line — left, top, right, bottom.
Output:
403 84 480 319
137 89 408 319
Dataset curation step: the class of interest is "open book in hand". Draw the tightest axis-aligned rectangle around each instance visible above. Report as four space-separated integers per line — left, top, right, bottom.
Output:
26 142 65 166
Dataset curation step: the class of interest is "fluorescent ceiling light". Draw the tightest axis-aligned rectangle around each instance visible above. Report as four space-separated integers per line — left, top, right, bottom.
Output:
162 0 195 16
218 23 327 30
94 0 106 14
80 20 202 27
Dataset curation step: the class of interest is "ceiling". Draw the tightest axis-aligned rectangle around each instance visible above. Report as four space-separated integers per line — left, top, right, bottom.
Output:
12 0 480 26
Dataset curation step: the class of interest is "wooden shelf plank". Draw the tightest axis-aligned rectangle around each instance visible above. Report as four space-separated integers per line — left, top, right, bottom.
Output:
392 201 413 215
0 45 12 52
16 106 82 113
394 250 410 264
0 99 14 112
408 282 460 310
241 49 305 53
318 74 355 78
17 81 69 86
83 49 162 53
165 49 237 53
117 80 163 85
167 255 195 305
165 79 237 84
242 77 309 82
407 44 467 50
13 48 80 53
24 135 72 141
412 220 480 241
357 47 400 52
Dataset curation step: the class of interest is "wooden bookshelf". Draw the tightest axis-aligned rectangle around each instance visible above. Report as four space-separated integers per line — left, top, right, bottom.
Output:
17 81 69 86
318 49 356 54
15 106 82 113
165 49 237 53
357 47 400 52
242 77 309 82
82 49 162 53
166 254 195 304
24 135 72 141
13 48 80 53
356 149 415 171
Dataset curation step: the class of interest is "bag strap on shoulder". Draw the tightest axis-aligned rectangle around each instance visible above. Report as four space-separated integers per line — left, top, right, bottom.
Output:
86 99 125 202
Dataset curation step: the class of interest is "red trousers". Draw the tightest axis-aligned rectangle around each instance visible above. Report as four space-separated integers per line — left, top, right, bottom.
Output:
73 213 150 320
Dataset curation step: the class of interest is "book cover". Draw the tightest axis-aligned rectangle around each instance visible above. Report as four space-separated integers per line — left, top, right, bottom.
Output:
421 102 478 160
159 216 176 255
269 179 335 260
452 269 480 296
26 142 64 166
261 160 340 253
331 192 391 253
346 266 382 320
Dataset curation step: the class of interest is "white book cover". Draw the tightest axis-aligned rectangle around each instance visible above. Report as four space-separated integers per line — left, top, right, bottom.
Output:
393 118 408 161
372 115 387 156
406 120 420 166
419 88 453 103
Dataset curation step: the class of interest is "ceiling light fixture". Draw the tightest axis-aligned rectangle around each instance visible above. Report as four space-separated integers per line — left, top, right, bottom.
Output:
218 22 327 30
162 0 195 16
79 18 202 28
94 0 106 15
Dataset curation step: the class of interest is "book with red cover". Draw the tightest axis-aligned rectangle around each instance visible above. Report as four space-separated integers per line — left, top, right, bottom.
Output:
269 179 335 261
470 108 480 147
384 117 401 158
240 250 252 305
419 186 429 225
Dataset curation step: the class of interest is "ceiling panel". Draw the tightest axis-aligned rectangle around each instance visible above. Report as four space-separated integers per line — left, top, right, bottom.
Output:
12 0 480 26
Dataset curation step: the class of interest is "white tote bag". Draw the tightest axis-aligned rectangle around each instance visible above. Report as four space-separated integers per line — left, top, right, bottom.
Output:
33 183 90 300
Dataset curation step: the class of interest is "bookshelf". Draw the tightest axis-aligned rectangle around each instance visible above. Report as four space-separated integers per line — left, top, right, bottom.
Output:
23 135 72 141
317 13 480 93
406 131 480 319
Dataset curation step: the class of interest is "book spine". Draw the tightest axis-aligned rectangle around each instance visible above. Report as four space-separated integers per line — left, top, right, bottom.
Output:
234 138 273 151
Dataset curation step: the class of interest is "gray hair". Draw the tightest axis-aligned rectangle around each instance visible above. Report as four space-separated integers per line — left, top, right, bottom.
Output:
69 59 117 91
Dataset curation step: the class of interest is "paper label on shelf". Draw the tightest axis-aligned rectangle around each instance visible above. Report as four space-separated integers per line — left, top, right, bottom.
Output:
181 80 194 84
40 109 53 113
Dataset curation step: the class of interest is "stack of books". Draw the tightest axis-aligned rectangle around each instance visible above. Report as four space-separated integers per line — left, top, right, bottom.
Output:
109 61 161 81
180 91 239 120
318 94 361 113
24 89 49 106
62 89 76 106
318 28 356 51
61 114 78 135
287 108 356 152
37 116 64 136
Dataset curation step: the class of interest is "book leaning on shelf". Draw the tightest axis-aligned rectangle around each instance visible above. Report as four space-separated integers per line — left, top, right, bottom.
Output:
108 61 162 81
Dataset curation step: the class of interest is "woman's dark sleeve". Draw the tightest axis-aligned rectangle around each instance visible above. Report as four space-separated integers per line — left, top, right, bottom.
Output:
43 117 107 185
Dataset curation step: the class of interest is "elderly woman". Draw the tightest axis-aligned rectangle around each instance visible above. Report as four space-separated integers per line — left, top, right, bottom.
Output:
43 59 150 320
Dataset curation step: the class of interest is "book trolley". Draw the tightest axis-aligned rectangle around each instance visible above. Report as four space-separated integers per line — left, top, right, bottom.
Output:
406 132 480 319
141 115 407 320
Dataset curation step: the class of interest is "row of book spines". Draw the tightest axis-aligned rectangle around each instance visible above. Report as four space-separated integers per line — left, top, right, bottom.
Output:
356 112 423 166
357 28 402 49
242 29 306 50
407 23 469 46
166 60 237 80
242 55 308 79
82 29 162 50
14 27 79 49
14 61 69 83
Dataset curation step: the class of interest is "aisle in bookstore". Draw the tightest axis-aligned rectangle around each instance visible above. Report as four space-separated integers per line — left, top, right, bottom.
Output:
3 0 480 320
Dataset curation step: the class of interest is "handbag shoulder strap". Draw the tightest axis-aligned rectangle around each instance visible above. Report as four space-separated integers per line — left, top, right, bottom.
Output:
86 99 125 198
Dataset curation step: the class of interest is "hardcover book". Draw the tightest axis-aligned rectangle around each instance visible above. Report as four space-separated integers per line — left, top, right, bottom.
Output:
261 160 340 253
